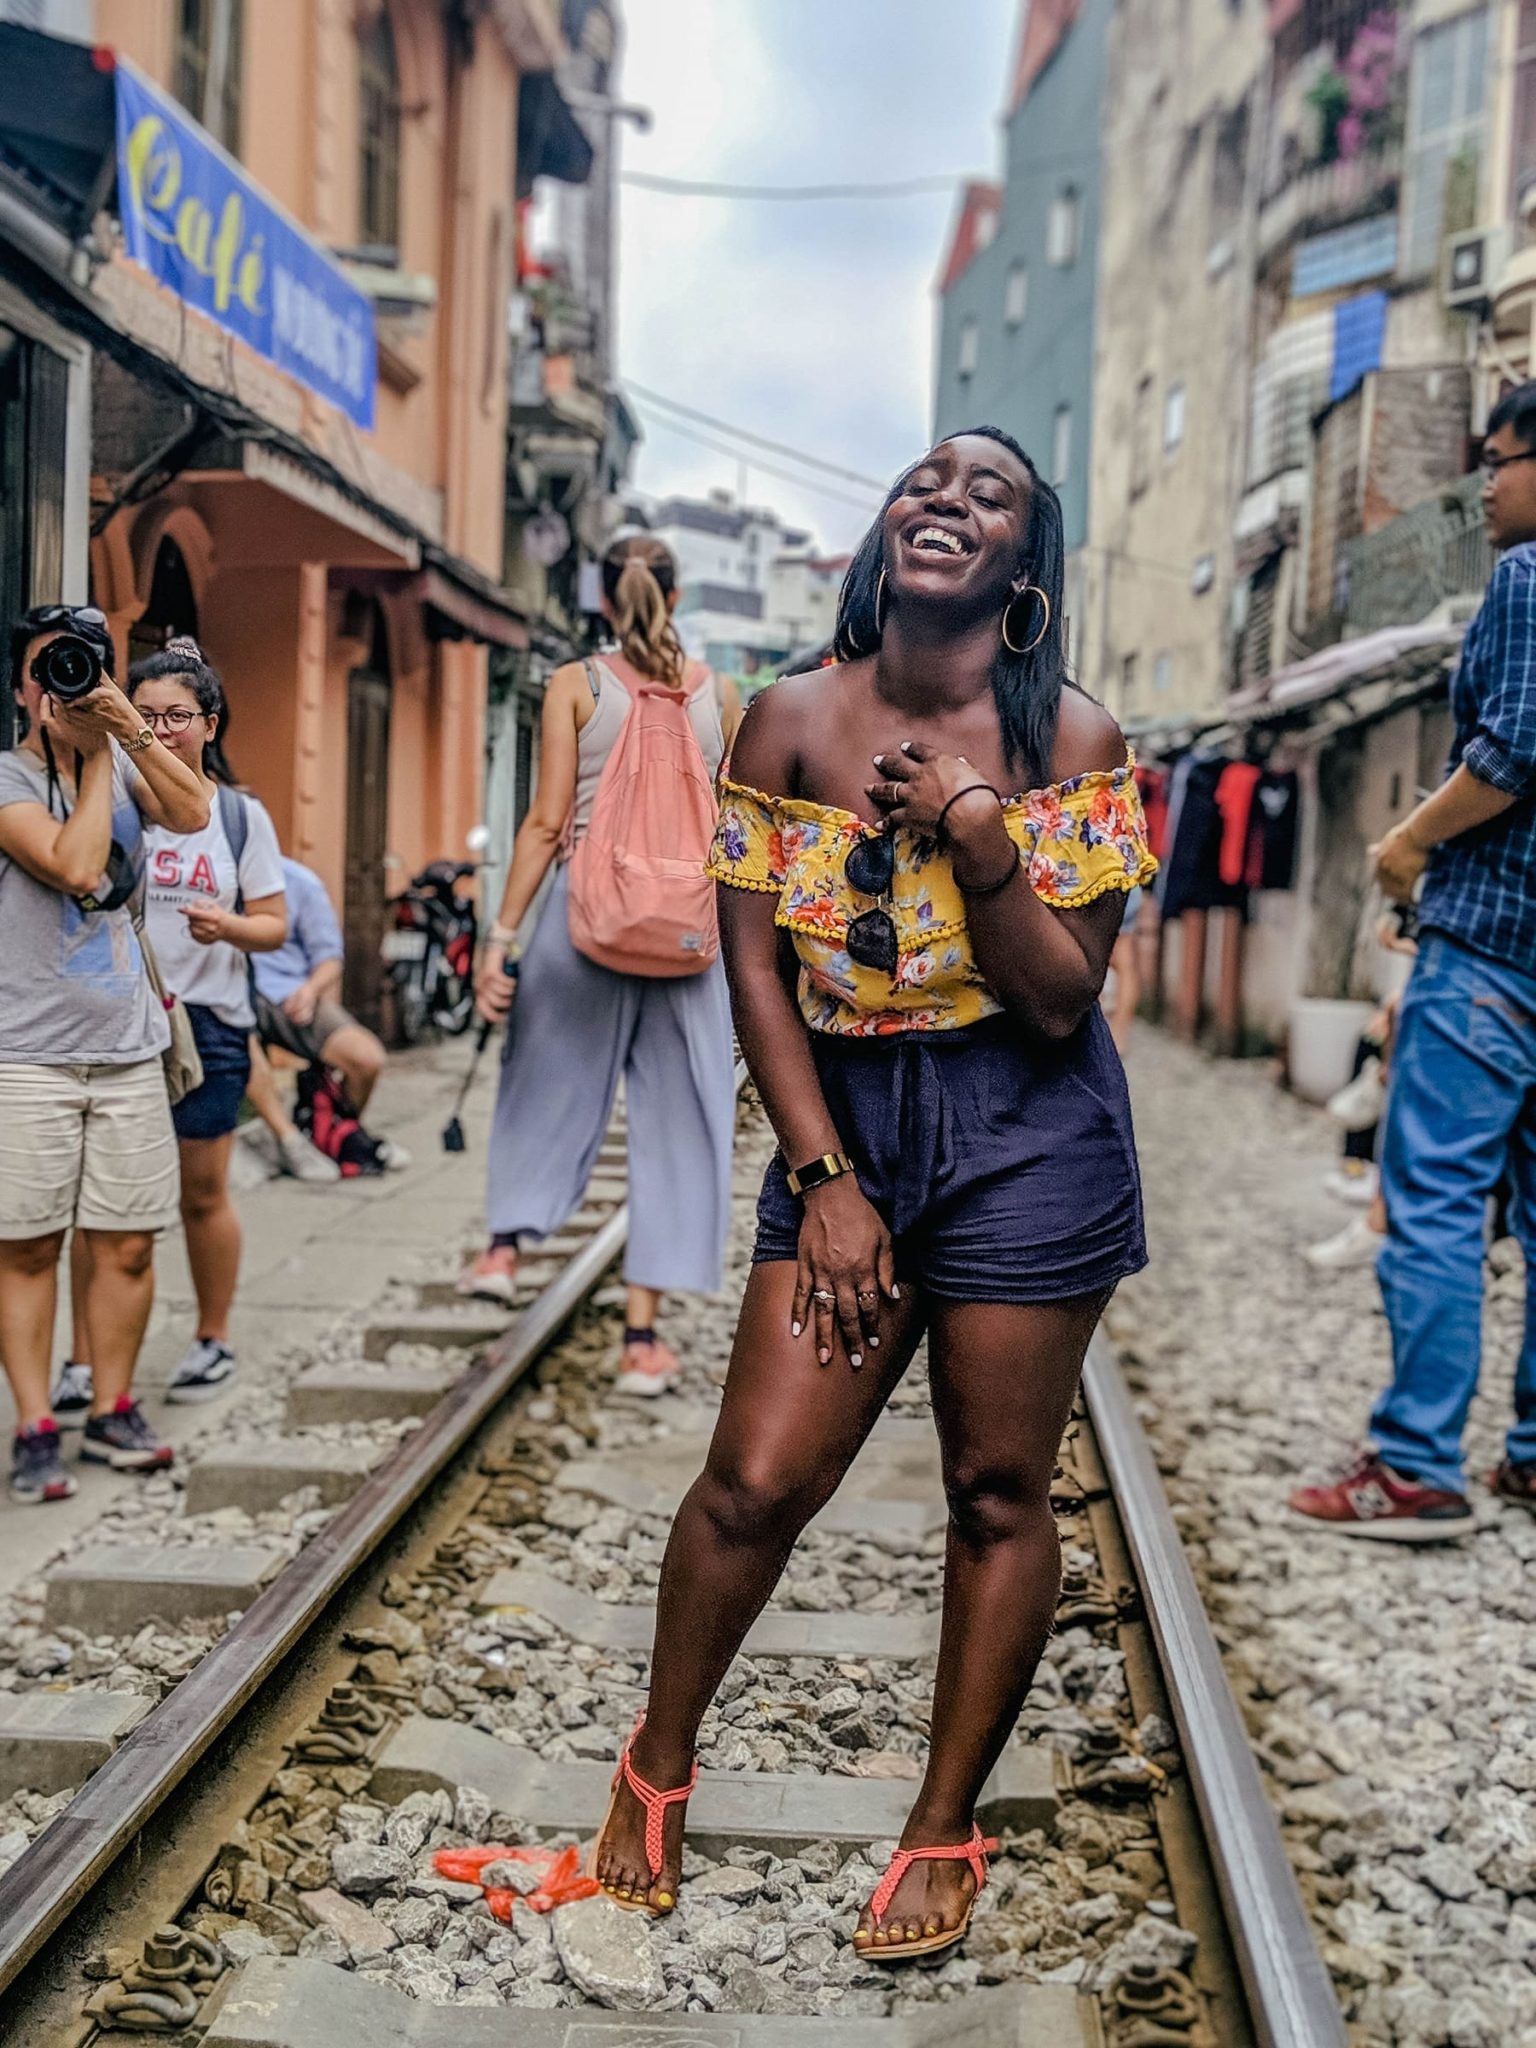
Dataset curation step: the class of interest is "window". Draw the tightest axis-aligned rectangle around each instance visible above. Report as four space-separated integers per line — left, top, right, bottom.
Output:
1401 8 1490 278
1051 403 1072 487
1047 185 1081 267
1163 381 1186 454
1120 652 1139 704
173 0 244 154
359 8 402 257
1153 652 1173 695
1512 0 1536 222
1131 374 1154 496
957 316 979 380
975 207 998 252
1005 262 1028 328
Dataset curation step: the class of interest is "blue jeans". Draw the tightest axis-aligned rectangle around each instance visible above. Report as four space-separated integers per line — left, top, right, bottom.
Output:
1371 933 1536 1491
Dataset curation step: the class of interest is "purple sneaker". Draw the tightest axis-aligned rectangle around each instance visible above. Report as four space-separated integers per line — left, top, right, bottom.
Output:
81 1397 174 1473
12 1421 78 1503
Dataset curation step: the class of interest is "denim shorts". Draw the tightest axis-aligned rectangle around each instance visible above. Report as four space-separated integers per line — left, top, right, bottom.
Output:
754 1012 1147 1305
172 1004 252 1141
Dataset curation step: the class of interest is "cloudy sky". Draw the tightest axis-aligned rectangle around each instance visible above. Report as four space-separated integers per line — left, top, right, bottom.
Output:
614 0 1019 556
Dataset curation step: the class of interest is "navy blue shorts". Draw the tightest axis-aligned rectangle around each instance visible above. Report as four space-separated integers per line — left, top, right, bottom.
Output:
754 1011 1147 1305
172 1004 252 1142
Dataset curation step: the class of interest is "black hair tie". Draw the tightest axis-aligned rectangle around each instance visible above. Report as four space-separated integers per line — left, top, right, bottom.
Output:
934 783 1003 845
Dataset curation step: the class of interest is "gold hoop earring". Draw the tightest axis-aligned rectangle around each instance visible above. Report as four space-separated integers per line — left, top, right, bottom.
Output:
1001 584 1050 656
875 567 889 635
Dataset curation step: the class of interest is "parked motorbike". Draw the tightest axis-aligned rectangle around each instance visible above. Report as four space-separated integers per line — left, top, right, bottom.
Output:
382 857 480 1043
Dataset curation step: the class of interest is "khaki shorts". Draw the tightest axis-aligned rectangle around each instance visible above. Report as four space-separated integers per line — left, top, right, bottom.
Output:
254 991 357 1067
0 1058 181 1239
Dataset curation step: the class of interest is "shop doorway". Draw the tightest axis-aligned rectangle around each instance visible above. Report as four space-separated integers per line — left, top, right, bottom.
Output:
129 536 200 666
342 602 391 1029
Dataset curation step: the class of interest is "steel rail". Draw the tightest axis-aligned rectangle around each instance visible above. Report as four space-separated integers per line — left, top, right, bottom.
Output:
1081 1332 1348 2048
0 1198 634 1997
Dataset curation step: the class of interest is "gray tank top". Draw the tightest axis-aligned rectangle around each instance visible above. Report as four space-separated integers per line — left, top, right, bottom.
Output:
570 655 724 842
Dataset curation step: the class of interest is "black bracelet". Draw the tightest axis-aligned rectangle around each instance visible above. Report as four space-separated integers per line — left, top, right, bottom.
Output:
957 847 1022 898
935 783 1003 845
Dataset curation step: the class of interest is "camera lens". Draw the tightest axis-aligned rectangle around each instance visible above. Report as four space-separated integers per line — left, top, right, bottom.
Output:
32 633 104 704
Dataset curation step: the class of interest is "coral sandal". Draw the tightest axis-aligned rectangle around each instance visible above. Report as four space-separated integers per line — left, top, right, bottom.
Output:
855 1825 999 1963
586 1713 696 1916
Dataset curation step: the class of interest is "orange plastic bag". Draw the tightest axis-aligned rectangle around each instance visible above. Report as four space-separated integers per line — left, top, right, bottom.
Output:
433 1841 600 1918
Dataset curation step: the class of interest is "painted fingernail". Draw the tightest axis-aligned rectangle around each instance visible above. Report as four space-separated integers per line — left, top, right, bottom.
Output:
791 1321 802 1337
869 1335 880 1347
890 1283 902 1300
901 740 913 753
850 1352 863 1368
819 1348 831 1364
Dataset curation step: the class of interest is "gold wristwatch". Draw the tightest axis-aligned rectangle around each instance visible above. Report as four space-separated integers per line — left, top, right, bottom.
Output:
124 726 156 753
785 1152 854 1199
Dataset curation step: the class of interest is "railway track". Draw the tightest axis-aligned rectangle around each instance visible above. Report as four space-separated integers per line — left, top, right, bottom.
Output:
0 1088 1345 2047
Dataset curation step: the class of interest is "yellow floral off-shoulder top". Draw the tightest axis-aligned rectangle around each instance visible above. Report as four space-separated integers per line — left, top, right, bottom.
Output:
706 754 1158 1036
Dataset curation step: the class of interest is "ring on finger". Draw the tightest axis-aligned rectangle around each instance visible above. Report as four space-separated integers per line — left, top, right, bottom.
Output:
856 1288 877 1301
813 1289 834 1302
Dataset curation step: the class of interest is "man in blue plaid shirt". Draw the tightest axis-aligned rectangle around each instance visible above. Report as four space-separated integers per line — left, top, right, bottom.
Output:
1294 382 1536 1540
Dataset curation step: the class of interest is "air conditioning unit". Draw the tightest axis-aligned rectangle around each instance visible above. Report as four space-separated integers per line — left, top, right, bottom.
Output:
1443 225 1509 313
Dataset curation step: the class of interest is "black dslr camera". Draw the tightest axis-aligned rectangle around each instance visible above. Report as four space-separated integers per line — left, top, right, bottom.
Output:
28 605 111 703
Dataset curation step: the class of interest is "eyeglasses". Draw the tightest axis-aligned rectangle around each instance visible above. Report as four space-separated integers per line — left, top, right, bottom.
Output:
138 706 201 733
845 830 899 977
1480 449 1536 479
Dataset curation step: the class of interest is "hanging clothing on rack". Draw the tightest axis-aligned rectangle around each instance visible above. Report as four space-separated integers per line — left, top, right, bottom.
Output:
1214 761 1262 889
1250 769 1299 890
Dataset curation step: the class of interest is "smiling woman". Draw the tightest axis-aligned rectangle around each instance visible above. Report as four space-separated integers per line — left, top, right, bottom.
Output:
587 427 1158 1965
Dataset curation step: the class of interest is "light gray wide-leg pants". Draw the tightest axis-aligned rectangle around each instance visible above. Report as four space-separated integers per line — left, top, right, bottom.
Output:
485 867 735 1293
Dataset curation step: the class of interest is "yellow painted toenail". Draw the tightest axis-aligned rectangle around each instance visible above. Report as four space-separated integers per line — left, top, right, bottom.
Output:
656 1892 674 1908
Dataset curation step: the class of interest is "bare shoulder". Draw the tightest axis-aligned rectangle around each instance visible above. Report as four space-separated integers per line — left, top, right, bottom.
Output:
728 666 839 791
1052 686 1129 782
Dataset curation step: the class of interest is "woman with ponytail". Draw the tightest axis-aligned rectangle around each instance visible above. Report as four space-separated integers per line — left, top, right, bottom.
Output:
588 432 1156 1961
463 536 741 1395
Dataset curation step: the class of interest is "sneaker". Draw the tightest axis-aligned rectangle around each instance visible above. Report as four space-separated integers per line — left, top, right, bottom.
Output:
51 1359 94 1430
1489 1459 1536 1512
12 1421 78 1503
1324 1159 1379 1206
166 1337 238 1404
80 1397 174 1472
375 1138 412 1173
1326 1057 1385 1133
1304 1216 1384 1271
277 1131 341 1183
1288 1454 1474 1541
615 1334 681 1398
457 1247 519 1306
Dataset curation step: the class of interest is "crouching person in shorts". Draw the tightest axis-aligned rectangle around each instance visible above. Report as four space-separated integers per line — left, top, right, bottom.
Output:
247 856 402 1179
0 605 209 1502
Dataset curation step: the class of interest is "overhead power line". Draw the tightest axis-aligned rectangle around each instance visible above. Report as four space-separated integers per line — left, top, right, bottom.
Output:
620 171 967 200
629 403 883 515
626 383 891 492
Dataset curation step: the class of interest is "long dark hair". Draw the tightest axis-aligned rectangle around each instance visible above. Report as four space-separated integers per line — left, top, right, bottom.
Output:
127 636 237 785
832 425 1069 787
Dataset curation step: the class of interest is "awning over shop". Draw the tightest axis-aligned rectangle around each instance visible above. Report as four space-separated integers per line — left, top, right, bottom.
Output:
1231 622 1464 715
418 561 530 649
0 24 115 238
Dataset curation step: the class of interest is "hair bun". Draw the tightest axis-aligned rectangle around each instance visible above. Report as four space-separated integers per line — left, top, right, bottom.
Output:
165 634 205 661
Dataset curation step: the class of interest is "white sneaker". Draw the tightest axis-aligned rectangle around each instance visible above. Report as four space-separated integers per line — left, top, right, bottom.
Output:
1327 1058 1385 1133
1324 1160 1378 1206
278 1131 341 1183
457 1248 519 1306
1305 1216 1385 1270
167 1337 238 1404
51 1359 93 1430
376 1138 412 1172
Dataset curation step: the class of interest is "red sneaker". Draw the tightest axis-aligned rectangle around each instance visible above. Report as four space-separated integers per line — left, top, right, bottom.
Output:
1288 1454 1474 1541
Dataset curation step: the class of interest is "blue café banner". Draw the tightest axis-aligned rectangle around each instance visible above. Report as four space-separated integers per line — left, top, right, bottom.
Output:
114 63 376 430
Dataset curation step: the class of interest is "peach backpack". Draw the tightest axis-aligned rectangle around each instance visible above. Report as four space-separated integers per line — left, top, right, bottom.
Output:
566 659 721 978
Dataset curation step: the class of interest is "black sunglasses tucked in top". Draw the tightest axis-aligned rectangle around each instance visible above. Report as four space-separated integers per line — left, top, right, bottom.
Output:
845 830 899 976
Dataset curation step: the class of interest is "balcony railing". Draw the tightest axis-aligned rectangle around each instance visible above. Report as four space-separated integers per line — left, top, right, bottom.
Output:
1257 146 1402 265
1339 476 1491 635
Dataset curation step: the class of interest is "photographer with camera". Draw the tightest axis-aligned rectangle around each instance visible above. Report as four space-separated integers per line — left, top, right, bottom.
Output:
0 604 208 1503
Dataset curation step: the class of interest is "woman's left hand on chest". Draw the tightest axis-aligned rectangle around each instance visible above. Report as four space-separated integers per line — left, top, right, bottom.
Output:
867 740 1000 841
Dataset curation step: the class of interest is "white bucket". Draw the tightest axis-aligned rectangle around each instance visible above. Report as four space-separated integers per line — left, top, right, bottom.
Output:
1289 998 1376 1105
